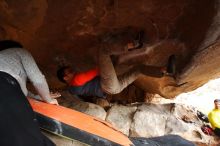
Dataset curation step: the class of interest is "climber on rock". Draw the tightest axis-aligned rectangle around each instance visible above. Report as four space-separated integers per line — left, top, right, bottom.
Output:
208 99 220 136
200 99 220 136
57 30 176 100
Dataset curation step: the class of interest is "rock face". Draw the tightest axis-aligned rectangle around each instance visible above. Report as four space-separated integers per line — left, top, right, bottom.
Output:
1 0 220 100
44 101 219 145
105 103 217 144
131 104 210 143
130 104 171 137
105 104 137 136
70 101 107 120
57 91 107 120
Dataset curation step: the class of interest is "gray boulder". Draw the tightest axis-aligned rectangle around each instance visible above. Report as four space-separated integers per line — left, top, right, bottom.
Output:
130 104 172 137
70 101 107 120
106 104 137 136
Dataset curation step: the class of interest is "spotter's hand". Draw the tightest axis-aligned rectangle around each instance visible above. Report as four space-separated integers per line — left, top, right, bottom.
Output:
50 92 61 99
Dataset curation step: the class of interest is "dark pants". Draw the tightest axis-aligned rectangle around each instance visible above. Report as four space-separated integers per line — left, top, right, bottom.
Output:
0 72 55 146
99 48 163 94
214 128 220 136
69 77 106 98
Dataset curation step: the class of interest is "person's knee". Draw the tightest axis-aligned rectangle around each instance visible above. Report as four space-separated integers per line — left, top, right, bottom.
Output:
101 84 122 95
103 87 121 95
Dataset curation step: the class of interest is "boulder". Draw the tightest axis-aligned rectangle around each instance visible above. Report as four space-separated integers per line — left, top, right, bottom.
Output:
58 91 107 120
166 104 212 143
106 104 137 136
129 103 216 143
70 101 107 120
130 104 172 137
43 102 218 145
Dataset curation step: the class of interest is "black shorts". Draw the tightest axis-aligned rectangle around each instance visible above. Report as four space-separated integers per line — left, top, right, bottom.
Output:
214 127 220 137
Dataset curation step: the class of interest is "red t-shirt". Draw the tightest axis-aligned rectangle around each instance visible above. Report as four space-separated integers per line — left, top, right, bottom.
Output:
70 68 99 86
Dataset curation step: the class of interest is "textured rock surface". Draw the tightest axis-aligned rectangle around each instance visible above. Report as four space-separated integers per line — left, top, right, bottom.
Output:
105 103 218 144
105 104 137 136
130 104 170 137
57 91 107 120
1 0 220 100
70 101 107 120
129 103 214 143
43 101 219 145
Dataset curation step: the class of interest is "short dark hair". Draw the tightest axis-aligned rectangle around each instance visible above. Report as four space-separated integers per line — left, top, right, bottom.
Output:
57 66 70 83
214 99 220 103
0 40 23 51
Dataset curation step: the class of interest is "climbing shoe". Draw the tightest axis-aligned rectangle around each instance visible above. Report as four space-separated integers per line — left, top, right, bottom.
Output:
197 111 209 123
